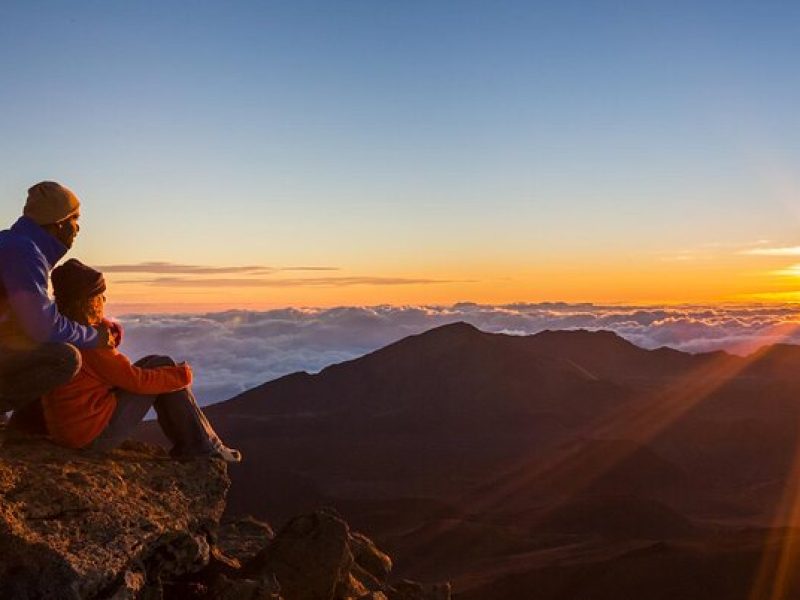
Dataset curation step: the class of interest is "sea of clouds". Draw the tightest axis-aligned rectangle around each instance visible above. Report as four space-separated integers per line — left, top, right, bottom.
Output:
114 303 800 406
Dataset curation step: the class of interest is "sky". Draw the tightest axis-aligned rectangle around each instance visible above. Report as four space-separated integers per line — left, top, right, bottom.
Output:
2 1 800 309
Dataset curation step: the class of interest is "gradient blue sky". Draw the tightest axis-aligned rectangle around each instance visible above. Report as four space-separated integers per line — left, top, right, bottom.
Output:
1 1 799 307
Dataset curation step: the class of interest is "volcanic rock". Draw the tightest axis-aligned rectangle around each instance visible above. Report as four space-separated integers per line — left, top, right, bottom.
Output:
0 436 229 599
240 509 449 600
243 508 354 600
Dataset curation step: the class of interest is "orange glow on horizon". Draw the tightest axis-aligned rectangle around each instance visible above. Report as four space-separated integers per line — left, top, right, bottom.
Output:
99 251 800 310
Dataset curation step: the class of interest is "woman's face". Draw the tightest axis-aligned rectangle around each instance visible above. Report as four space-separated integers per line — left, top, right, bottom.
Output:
85 293 106 326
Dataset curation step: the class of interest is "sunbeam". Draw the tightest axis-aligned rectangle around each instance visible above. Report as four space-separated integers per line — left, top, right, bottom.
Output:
401 322 800 574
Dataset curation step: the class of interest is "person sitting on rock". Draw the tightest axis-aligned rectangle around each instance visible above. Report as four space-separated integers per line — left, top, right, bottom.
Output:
43 258 242 462
0 182 114 430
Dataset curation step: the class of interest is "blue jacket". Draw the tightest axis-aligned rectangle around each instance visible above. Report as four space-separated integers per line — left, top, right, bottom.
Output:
0 216 99 350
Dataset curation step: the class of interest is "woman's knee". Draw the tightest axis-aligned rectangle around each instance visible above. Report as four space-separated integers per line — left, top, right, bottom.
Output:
135 355 177 368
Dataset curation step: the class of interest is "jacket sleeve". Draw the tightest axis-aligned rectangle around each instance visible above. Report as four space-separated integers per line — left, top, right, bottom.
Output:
83 349 193 395
0 241 99 348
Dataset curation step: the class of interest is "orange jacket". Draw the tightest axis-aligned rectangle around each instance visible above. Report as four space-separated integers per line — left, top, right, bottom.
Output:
43 348 192 449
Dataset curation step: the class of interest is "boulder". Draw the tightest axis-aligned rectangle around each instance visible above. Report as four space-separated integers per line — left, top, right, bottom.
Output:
350 532 392 583
243 508 353 600
217 515 275 565
240 508 449 600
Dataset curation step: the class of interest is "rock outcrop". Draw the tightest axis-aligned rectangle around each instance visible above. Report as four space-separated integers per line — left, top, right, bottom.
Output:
0 428 449 600
0 435 229 599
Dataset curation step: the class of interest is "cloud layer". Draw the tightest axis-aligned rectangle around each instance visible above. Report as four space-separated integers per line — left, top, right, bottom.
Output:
114 303 800 406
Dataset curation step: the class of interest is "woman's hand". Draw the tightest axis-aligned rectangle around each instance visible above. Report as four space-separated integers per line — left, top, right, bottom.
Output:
100 319 124 348
94 324 115 349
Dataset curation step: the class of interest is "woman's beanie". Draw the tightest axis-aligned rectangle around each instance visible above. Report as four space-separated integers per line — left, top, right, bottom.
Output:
24 181 81 225
52 259 106 304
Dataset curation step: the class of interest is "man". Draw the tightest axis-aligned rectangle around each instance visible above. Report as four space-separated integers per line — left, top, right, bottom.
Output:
0 181 112 425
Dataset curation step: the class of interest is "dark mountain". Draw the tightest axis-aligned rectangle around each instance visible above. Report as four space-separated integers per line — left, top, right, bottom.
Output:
211 322 632 427
140 322 800 595
738 343 800 379
522 328 735 383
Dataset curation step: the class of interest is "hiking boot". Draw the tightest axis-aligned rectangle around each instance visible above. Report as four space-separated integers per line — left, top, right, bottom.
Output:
212 444 242 463
169 444 242 463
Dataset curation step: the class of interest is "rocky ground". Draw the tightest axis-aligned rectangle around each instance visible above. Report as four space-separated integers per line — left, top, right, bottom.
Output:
0 425 449 600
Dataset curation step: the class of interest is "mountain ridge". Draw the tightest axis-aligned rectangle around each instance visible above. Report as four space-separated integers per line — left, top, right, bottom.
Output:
142 322 800 596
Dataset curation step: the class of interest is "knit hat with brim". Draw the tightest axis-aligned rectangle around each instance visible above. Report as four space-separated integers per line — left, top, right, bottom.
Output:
52 259 106 304
24 181 81 225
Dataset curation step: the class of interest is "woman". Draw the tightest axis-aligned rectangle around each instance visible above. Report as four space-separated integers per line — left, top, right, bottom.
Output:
42 258 241 462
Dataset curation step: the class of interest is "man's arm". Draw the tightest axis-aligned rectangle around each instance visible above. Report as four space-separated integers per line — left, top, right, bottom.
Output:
0 242 100 348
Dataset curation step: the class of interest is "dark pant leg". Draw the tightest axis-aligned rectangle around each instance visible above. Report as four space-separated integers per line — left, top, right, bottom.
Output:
91 391 155 451
0 343 81 411
132 355 181 443
153 389 217 456
134 355 220 456
183 386 223 446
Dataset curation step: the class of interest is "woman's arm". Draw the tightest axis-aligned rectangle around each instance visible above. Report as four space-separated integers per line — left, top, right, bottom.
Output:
82 349 192 395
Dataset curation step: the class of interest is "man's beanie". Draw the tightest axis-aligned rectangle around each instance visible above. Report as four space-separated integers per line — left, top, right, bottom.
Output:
51 259 106 304
24 181 81 225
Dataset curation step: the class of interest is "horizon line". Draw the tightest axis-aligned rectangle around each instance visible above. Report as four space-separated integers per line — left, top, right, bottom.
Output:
105 298 800 316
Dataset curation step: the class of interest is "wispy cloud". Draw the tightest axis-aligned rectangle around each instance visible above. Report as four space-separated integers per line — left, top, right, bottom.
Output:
771 264 800 277
658 251 698 262
741 246 800 256
97 261 339 274
113 302 800 407
659 240 776 262
702 239 773 249
119 276 456 288
281 266 342 271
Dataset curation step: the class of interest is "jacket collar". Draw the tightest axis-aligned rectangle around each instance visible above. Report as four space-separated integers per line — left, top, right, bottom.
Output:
10 216 67 269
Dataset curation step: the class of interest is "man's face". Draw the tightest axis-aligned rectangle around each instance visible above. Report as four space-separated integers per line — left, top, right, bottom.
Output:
55 212 80 248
